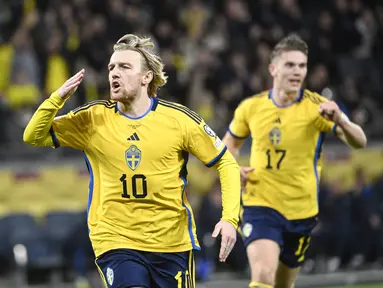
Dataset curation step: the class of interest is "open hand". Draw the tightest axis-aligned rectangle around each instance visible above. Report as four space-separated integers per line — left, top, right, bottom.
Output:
57 69 85 99
212 220 237 262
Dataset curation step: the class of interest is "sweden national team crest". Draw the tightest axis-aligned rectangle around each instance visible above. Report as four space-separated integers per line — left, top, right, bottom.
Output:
269 126 281 145
126 145 141 171
106 267 114 286
242 223 253 238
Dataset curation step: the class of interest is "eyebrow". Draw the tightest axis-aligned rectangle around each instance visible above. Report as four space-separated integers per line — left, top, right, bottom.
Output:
108 62 132 67
285 61 307 65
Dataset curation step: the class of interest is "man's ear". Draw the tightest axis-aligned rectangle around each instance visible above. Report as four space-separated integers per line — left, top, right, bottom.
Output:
142 70 153 85
269 62 277 78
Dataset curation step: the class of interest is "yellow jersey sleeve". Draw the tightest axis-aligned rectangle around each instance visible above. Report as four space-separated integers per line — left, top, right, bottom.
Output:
24 91 65 147
313 114 337 133
311 93 337 133
184 118 227 167
228 99 250 139
214 150 240 228
178 105 240 228
52 107 92 150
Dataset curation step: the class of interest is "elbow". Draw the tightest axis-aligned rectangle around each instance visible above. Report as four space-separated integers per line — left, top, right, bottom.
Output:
351 134 367 150
213 150 240 170
354 138 367 150
356 130 368 149
23 132 34 146
23 129 37 146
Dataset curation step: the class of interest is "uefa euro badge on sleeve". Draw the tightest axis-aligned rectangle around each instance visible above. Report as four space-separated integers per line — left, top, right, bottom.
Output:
203 124 216 137
126 145 141 171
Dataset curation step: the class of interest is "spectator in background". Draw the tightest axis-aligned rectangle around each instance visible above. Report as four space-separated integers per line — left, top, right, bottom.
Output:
63 212 94 288
1 0 383 144
304 180 352 273
348 168 382 269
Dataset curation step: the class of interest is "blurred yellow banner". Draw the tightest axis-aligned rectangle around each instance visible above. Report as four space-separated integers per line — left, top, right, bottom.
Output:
0 146 382 217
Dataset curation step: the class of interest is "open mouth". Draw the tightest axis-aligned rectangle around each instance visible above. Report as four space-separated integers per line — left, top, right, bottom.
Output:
111 81 121 92
288 79 301 85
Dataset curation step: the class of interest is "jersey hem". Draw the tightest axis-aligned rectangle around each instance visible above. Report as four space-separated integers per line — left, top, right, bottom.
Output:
241 203 318 221
94 242 200 258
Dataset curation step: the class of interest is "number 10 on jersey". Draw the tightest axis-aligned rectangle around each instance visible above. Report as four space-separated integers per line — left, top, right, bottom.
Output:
120 174 148 199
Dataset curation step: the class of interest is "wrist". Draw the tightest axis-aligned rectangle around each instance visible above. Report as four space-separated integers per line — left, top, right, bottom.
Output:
221 217 238 229
49 90 67 108
337 112 350 127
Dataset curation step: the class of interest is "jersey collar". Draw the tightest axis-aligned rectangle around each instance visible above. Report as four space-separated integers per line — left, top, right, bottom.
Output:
116 97 156 120
269 89 303 108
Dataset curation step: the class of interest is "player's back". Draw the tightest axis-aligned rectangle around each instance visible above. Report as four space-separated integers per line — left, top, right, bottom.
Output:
229 89 336 220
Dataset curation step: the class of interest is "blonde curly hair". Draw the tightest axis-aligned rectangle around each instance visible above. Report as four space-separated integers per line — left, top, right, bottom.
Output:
114 34 168 96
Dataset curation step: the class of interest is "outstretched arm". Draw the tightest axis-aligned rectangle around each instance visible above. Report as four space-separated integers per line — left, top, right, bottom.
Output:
23 70 85 147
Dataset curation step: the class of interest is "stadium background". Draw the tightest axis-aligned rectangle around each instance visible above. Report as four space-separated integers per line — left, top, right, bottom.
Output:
0 0 383 287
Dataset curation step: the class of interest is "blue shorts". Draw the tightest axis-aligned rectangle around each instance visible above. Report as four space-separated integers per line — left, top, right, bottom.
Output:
95 249 195 288
241 206 318 268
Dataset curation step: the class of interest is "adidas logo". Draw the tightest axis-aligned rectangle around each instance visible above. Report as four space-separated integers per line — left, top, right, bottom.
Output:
127 132 140 141
274 118 281 124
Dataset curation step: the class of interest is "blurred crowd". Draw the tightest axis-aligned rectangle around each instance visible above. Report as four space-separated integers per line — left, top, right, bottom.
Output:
1 0 383 285
0 0 383 148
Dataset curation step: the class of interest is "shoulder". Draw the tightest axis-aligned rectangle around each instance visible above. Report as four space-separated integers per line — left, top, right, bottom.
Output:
155 98 202 125
236 90 270 114
243 90 270 105
301 89 328 106
71 99 116 116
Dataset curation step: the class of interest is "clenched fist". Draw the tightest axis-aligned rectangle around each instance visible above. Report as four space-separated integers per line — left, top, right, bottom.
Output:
318 101 344 125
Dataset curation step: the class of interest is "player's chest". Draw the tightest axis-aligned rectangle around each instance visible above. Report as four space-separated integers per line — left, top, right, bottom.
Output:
88 117 181 166
248 106 314 146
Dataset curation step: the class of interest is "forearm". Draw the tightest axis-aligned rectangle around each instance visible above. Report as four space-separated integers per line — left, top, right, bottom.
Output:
222 133 242 160
213 150 241 228
227 145 240 159
337 114 367 149
23 91 65 146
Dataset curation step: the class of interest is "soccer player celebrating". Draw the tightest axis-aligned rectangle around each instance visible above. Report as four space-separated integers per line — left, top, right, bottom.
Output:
223 34 367 288
24 34 240 288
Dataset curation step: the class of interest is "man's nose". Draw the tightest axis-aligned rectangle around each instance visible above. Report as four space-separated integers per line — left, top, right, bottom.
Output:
111 73 120 79
293 67 301 75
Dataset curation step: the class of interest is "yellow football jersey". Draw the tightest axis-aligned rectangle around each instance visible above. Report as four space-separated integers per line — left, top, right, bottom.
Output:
50 97 228 257
229 89 336 220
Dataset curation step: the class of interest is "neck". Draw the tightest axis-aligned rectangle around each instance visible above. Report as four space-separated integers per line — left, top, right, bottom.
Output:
272 85 300 106
117 92 152 118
